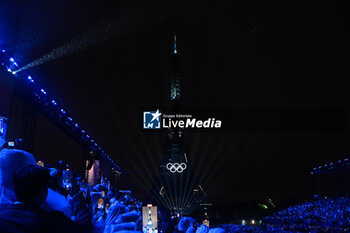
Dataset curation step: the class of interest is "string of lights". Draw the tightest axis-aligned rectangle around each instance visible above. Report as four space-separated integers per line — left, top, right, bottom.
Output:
311 158 349 175
0 49 121 174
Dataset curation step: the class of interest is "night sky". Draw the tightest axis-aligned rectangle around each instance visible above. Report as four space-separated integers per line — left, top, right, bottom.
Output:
0 0 349 204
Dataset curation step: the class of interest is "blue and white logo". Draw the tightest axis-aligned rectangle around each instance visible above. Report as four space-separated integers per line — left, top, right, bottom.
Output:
143 110 162 129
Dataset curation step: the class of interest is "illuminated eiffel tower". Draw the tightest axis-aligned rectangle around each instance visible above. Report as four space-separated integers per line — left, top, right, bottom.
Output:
154 35 206 216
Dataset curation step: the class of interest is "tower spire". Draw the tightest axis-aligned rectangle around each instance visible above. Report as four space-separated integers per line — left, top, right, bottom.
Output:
173 34 178 54
170 34 181 101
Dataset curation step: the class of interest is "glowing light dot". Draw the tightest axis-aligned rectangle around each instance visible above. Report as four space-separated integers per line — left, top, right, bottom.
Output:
27 76 34 82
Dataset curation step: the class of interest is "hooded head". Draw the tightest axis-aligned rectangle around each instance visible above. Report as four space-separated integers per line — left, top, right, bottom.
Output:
0 149 37 188
0 149 73 217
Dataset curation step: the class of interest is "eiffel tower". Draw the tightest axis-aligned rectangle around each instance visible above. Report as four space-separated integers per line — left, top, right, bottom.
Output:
153 35 206 216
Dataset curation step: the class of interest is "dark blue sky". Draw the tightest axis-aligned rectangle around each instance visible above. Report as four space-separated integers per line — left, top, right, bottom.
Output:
0 0 349 204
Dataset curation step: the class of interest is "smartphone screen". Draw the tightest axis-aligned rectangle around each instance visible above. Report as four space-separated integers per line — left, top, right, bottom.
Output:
142 204 158 233
98 198 104 209
62 169 73 189
8 141 15 147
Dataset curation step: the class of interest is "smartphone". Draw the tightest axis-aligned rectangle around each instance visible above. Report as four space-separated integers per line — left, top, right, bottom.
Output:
62 169 73 189
98 197 104 209
142 204 158 233
8 141 15 147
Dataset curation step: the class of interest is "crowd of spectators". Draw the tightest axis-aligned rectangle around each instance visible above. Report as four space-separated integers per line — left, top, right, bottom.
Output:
218 196 350 232
1 148 350 233
0 148 144 233
0 148 227 233
261 196 350 232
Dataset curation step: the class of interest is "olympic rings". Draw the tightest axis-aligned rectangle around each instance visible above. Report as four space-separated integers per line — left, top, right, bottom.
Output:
166 162 187 173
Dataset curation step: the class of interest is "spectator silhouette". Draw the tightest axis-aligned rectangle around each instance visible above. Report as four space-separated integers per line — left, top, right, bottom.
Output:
178 217 197 232
0 149 73 217
0 164 91 233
